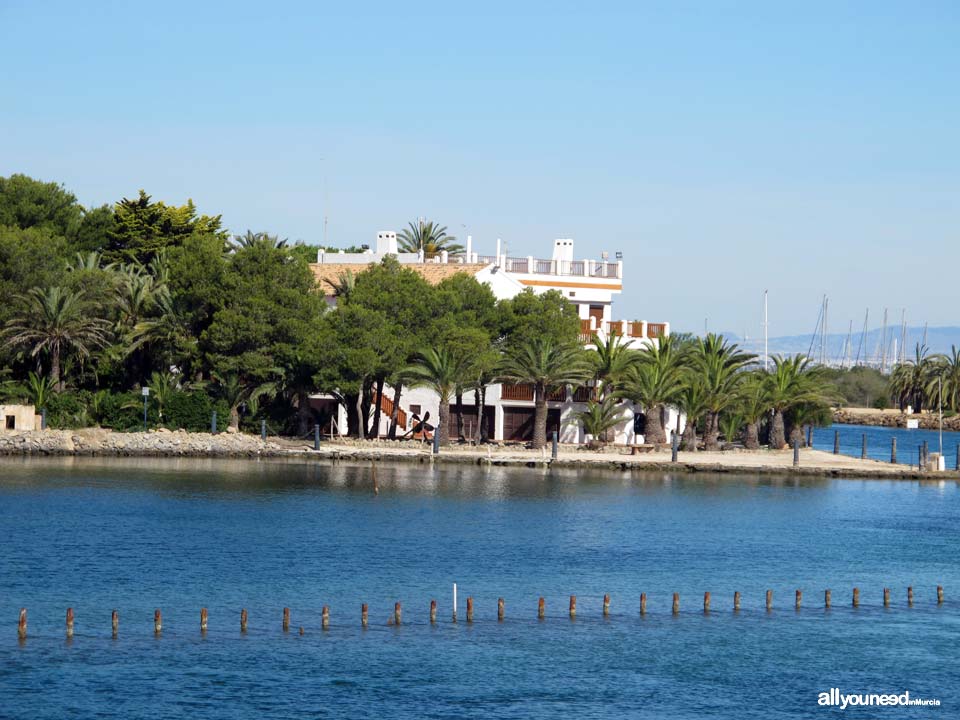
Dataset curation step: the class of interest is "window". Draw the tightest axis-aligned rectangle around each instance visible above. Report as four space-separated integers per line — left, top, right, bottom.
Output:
410 404 422 416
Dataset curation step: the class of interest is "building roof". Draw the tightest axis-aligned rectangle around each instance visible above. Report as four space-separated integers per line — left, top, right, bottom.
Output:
310 262 489 294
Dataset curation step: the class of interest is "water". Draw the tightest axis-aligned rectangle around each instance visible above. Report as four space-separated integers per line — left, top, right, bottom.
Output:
1 457 957 719
813 422 960 468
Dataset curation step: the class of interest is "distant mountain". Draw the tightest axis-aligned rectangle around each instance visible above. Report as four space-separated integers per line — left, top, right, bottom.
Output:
708 326 960 365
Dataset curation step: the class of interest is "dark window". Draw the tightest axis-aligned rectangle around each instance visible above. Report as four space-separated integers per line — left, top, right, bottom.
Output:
5 415 15 430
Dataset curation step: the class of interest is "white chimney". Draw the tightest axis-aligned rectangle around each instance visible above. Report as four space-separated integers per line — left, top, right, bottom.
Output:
552 239 574 263
376 231 398 255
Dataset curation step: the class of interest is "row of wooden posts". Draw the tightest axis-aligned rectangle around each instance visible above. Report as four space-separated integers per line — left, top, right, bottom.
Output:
816 429 960 470
14 586 945 639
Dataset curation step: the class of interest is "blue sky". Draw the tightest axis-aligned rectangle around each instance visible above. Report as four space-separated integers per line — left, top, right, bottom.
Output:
1 1 957 336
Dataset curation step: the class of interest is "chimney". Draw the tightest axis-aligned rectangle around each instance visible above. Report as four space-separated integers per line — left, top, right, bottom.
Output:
376 231 398 255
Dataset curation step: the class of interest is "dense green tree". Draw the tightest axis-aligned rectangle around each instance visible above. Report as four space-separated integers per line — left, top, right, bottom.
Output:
889 343 934 412
0 225 68 330
0 174 82 238
105 190 226 264
498 289 580 349
765 355 827 449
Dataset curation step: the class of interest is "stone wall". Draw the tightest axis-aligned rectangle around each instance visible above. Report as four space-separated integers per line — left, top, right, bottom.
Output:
0 428 283 457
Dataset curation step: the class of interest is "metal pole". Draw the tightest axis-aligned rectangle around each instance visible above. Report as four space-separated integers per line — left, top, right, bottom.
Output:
833 430 839 454
211 411 217 435
891 437 897 464
793 438 800 467
143 395 148 432
671 431 679 462
939 376 943 459
452 583 458 622
432 427 440 455
551 431 558 460
261 419 267 441
314 424 320 451
41 408 46 431
861 433 867 460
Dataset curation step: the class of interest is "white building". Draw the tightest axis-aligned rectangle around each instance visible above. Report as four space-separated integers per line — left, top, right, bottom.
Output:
310 234 675 444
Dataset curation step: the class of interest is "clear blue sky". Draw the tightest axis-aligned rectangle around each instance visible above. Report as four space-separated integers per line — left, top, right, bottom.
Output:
1 1 957 336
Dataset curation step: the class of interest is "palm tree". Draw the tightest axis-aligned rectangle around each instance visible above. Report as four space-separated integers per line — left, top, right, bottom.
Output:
401 348 470 446
736 373 773 449
890 343 934 412
212 372 277 432
623 334 686 445
931 345 960 412
66 251 114 273
676 376 710 451
397 219 464 258
231 230 288 251
328 269 357 302
692 334 755 450
588 334 637 399
575 396 627 444
147 370 180 423
2 287 111 390
765 355 826 449
499 339 592 449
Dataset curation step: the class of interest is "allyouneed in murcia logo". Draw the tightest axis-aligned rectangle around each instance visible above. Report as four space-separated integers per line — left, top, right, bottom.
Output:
818 688 941 709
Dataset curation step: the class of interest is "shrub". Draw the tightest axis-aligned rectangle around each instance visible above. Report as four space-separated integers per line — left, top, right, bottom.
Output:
161 391 229 432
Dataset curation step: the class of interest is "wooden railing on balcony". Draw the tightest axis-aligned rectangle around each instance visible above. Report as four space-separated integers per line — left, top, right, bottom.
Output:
502 384 535 401
572 385 596 403
606 321 624 337
646 322 667 338
628 321 644 338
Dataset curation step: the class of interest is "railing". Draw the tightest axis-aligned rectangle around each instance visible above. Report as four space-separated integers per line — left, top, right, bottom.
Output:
628 322 644 338
572 386 595 403
534 259 553 274
501 384 566 402
504 257 528 273
606 321 624 337
496 257 622 279
502 384 535 401
646 323 667 338
476 255 498 265
373 391 407 431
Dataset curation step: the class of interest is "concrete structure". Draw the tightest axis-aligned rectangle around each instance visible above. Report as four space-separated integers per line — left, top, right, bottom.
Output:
0 404 39 431
310 234 676 444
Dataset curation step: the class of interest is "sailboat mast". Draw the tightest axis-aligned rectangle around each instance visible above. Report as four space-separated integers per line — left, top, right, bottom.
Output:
880 308 889 373
855 308 868 367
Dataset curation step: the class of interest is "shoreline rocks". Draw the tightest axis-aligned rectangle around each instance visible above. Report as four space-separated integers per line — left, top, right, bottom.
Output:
833 409 960 431
0 428 282 457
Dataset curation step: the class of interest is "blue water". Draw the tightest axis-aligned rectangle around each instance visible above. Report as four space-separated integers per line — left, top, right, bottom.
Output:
813 422 960 469
1 457 957 719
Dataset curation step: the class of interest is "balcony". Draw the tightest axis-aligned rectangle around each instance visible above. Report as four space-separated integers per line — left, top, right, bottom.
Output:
487 256 622 279
501 384 566 402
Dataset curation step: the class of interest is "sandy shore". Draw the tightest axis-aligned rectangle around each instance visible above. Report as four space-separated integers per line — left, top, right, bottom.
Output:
1 428 956 480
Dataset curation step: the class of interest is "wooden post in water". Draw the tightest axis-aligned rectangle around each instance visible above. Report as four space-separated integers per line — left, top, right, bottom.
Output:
66 608 74 639
703 592 710 613
603 594 610 617
538 597 545 620
361 603 368 628
937 585 944 605
240 609 248 633
430 600 437 624
112 609 119 638
466 597 474 623
569 595 576 619
154 609 162 635
322 606 329 630
795 590 802 610
283 607 290 632
922 441 929 469
299 626 304 635
852 588 860 608
394 602 402 626
640 593 647 616
833 431 840 454
765 590 772 612
498 598 505 622
883 588 890 607
861 434 867 460
18 609 26 640
891 437 897 464
907 587 914 607
825 589 831 609
672 593 679 615
200 607 208 633
733 591 741 612
956 444 960 471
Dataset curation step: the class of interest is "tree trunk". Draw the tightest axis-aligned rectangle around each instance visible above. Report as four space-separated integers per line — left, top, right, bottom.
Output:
51 347 62 392
356 380 366 440
387 384 402 439
744 421 760 450
437 395 450 446
229 405 240 431
532 383 547 449
769 409 786 449
644 404 666 444
455 390 464 441
681 419 698 451
789 423 804 448
370 377 385 439
703 412 720 450
476 385 487 443
297 389 312 436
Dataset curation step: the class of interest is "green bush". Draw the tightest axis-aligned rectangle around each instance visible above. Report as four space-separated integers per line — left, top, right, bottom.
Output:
872 396 891 410
45 390 93 429
161 391 229 432
94 391 144 431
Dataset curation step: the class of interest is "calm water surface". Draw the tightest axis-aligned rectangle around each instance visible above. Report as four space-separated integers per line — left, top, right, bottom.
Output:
0 457 957 719
814 423 960 468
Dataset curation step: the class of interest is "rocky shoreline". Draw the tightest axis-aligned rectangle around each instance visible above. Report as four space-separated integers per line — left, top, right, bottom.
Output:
0 428 283 457
833 409 960 431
